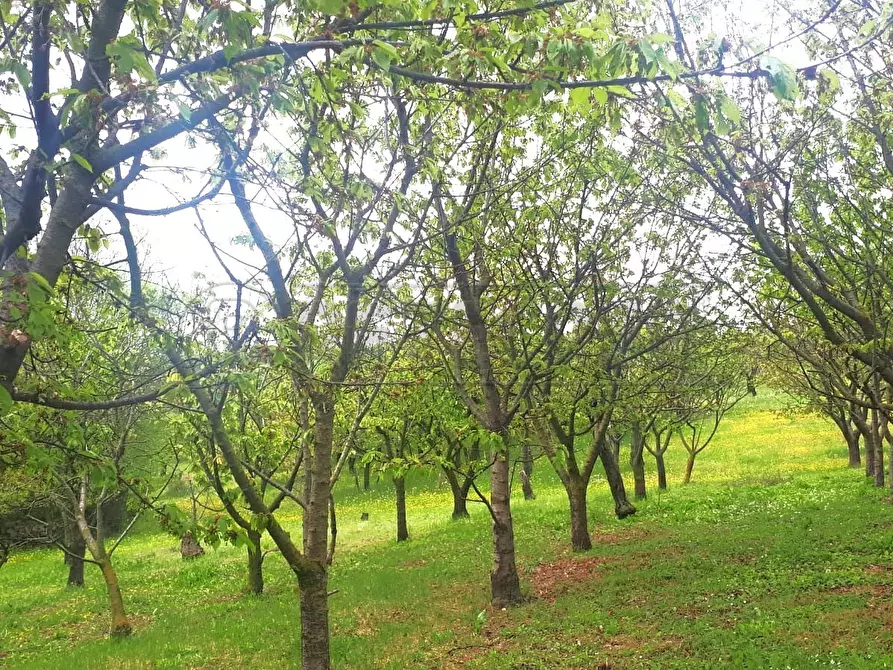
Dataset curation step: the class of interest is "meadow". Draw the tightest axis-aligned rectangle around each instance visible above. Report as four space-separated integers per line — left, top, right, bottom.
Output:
2 392 893 669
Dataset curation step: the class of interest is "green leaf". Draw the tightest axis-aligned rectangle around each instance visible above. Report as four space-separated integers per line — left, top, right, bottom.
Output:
71 153 93 173
473 609 487 634
531 78 550 101
720 96 741 124
694 95 710 132
198 8 219 32
605 85 634 98
11 62 30 91
593 87 608 105
371 48 391 71
372 40 399 59
761 56 799 101
314 0 345 15
819 68 840 94
647 33 675 45
569 86 590 110
106 41 156 81
638 40 659 66
859 18 877 37
27 272 53 295
371 41 399 72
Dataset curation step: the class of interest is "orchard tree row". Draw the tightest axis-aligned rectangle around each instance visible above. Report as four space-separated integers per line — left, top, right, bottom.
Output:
0 1 891 668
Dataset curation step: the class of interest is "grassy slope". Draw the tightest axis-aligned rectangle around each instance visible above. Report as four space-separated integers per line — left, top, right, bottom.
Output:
2 391 893 669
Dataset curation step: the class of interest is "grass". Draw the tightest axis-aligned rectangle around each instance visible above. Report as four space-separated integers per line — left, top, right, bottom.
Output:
3 390 893 669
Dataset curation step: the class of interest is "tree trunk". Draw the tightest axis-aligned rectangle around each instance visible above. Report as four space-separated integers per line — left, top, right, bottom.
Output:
630 422 646 500
597 440 636 518
566 480 591 552
99 558 132 637
864 424 876 479
889 438 893 497
490 444 523 606
609 433 621 465
66 531 86 587
872 407 885 488
247 529 264 595
683 452 696 485
72 477 131 638
299 564 330 670
443 468 470 520
363 462 371 491
350 456 360 491
655 451 668 490
521 443 535 500
394 476 408 542
298 394 335 670
847 431 861 468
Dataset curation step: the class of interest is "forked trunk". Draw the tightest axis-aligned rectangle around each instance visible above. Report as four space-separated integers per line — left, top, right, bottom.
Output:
597 440 636 518
567 480 591 552
99 558 132 637
394 476 408 542
655 451 668 490
490 445 523 606
247 529 264 595
683 453 696 485
443 468 470 519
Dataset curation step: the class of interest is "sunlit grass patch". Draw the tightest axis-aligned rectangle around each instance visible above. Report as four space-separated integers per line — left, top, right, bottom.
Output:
3 400 893 669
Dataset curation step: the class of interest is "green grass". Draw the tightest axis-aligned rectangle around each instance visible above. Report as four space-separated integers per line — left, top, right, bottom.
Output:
3 392 893 669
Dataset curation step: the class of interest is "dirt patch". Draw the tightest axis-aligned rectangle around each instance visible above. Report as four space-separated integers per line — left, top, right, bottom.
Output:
866 583 893 627
530 556 607 602
863 565 893 630
441 637 511 667
591 526 653 546
402 559 427 569
205 591 243 605
826 584 871 596
865 564 893 578
41 612 152 644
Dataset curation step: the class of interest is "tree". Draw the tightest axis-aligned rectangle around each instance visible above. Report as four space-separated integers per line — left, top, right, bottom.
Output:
1 275 173 635
633 0 893 493
671 326 752 484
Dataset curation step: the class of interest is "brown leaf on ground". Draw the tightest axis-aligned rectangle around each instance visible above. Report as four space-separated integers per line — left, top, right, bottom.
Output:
531 556 606 602
591 526 653 545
